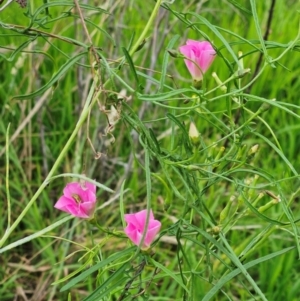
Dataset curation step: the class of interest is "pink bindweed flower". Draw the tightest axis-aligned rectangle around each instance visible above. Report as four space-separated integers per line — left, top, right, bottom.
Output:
54 181 97 219
179 40 216 82
124 209 161 249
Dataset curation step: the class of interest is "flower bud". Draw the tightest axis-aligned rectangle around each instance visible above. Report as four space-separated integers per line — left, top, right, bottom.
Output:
167 49 180 58
258 198 280 213
212 72 227 93
219 197 233 224
189 122 200 146
238 51 244 70
219 195 239 224
213 146 225 168
211 226 221 235
246 192 265 214
234 68 251 78
246 175 259 199
247 144 259 158
135 39 147 53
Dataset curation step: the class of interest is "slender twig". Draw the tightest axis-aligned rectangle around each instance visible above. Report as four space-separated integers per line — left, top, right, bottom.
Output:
73 0 100 67
73 0 93 45
0 23 87 48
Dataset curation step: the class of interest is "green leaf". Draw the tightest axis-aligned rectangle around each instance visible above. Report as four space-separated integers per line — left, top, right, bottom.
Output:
241 192 288 226
0 215 73 254
202 246 295 301
48 174 115 193
138 88 194 102
166 113 192 154
158 157 186 201
187 222 268 301
250 0 269 60
122 47 142 91
83 263 130 301
149 258 190 294
245 93 300 120
226 0 252 15
159 34 180 92
253 132 298 177
149 128 161 154
277 192 300 258
73 15 115 46
60 247 135 292
0 37 37 62
27 1 108 30
13 51 87 100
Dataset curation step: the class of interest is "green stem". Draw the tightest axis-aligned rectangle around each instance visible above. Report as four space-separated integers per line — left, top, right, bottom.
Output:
0 83 96 248
0 0 164 248
129 0 163 56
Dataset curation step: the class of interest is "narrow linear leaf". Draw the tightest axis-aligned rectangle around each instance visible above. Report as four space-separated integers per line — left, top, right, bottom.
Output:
0 215 73 254
171 165 194 200
215 26 261 52
278 193 300 258
253 132 298 176
226 0 252 15
138 88 194 102
166 113 189 137
166 113 192 154
203 246 295 301
149 258 190 294
1 37 37 62
48 173 114 193
83 263 129 301
13 51 87 100
28 1 108 29
60 247 135 292
149 128 161 154
187 223 268 301
159 34 180 92
73 15 115 45
127 31 135 52
158 157 186 201
239 225 273 259
122 101 158 153
219 232 268 301
122 47 141 91
241 192 288 226
250 0 268 59
245 94 300 120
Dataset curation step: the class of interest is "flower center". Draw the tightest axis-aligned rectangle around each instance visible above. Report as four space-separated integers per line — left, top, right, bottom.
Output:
72 194 82 204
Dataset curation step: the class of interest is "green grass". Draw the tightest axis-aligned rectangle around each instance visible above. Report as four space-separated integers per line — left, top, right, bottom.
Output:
1 0 300 300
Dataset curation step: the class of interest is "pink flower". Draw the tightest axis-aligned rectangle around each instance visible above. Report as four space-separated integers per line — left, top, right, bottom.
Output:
124 209 161 249
54 181 97 218
179 40 216 81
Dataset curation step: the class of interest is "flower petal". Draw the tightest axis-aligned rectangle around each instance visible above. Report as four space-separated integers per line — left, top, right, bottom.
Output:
179 40 216 81
54 181 97 219
124 209 161 249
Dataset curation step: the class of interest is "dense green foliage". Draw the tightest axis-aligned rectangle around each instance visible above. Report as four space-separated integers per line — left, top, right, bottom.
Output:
0 0 300 300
